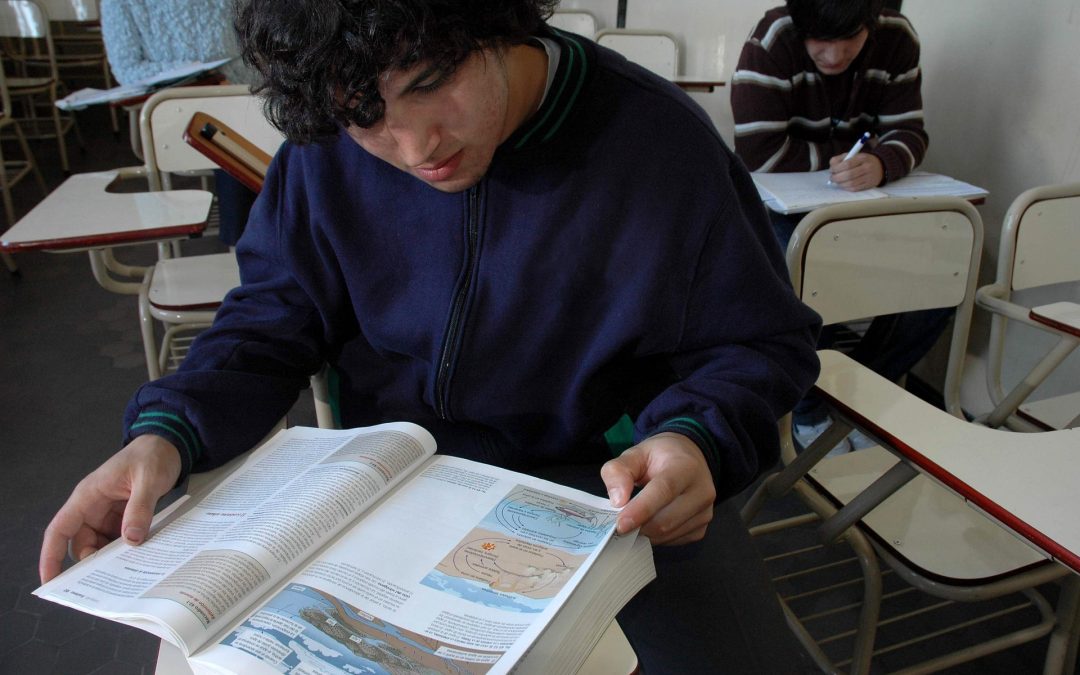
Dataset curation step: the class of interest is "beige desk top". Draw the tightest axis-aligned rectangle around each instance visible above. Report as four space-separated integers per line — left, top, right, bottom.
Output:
0 170 213 252
816 349 1080 574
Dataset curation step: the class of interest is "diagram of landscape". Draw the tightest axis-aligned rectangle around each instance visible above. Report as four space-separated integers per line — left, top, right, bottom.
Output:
220 584 497 674
419 485 618 613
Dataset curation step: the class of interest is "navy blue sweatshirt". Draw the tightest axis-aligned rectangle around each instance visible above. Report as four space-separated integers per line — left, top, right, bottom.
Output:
125 30 821 501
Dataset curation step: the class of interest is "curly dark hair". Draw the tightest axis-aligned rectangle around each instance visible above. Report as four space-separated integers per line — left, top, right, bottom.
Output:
236 0 559 143
786 0 884 40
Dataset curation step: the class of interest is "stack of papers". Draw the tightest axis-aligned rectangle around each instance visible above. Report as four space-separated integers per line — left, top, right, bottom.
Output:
753 170 989 214
56 57 235 110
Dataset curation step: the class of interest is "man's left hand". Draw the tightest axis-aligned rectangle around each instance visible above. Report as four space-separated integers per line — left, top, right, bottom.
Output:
600 432 716 545
829 152 884 191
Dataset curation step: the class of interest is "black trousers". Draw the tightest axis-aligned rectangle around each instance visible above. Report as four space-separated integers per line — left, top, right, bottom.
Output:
214 170 258 246
529 462 815 674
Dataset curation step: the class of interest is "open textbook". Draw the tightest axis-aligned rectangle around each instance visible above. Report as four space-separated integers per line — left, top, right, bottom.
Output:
753 170 989 214
35 423 655 675
56 58 235 110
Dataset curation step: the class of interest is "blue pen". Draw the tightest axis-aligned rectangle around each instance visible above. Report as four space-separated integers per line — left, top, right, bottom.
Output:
827 131 872 185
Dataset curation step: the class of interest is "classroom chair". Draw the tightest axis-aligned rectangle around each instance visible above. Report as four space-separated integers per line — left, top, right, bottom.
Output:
37 0 119 135
149 93 350 436
133 85 283 379
975 182 1080 432
595 29 679 80
740 197 1079 674
0 0 84 173
0 64 47 274
548 9 599 39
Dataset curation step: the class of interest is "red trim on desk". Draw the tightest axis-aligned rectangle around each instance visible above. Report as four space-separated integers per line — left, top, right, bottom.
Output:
1015 408 1058 432
816 385 1080 576
0 223 206 252
1030 308 1080 338
149 300 224 311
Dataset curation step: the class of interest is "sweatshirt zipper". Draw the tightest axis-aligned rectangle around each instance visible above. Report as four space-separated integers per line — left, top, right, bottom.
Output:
435 186 481 420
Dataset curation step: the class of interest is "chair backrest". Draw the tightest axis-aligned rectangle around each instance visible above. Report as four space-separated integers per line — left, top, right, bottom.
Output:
0 0 59 76
0 0 49 38
139 84 285 189
37 0 96 21
997 182 1080 292
0 63 11 119
980 183 1080 428
595 29 679 79
548 9 598 39
788 197 983 416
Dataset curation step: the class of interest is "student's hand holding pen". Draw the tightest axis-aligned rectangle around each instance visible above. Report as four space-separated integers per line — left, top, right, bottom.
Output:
828 131 883 191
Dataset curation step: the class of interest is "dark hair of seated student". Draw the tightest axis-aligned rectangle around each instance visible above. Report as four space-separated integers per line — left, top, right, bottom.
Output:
235 0 560 144
785 0 884 40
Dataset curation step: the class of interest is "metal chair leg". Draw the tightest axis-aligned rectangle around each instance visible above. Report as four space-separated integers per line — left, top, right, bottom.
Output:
1043 576 1080 675
49 90 70 173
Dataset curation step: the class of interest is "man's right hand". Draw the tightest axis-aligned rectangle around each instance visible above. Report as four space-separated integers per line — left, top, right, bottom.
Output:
39 435 181 583
828 152 884 191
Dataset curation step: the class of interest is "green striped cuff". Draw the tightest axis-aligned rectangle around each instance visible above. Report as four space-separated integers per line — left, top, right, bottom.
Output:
654 416 722 481
128 411 202 481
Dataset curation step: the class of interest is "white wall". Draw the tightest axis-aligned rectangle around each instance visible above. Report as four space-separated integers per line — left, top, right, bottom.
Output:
556 0 776 142
903 0 1080 412
624 0 777 144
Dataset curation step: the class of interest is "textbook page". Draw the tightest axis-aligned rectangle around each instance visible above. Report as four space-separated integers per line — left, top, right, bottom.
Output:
34 423 436 654
56 83 151 110
753 170 886 214
190 455 644 675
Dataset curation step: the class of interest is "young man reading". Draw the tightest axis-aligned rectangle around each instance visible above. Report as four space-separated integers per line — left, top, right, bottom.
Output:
41 1 821 670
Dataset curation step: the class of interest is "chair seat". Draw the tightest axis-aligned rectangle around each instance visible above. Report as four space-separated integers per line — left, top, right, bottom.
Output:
148 252 239 312
55 53 107 65
809 445 1048 581
8 75 54 90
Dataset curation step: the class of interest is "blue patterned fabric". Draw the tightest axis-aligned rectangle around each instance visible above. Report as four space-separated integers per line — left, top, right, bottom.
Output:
100 0 254 85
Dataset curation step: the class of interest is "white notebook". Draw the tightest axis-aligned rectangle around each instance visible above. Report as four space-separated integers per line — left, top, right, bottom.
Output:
56 58 235 110
753 170 988 214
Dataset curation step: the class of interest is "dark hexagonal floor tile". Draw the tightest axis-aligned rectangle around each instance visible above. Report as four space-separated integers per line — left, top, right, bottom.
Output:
0 609 37 653
33 608 96 646
88 659 148 675
0 580 20 611
53 630 123 675
111 628 160 666
0 639 58 673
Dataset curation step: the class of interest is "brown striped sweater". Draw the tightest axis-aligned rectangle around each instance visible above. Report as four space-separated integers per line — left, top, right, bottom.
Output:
730 7 927 183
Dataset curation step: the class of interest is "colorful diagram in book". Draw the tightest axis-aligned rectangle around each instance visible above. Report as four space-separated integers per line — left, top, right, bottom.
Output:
420 486 618 613
220 584 500 675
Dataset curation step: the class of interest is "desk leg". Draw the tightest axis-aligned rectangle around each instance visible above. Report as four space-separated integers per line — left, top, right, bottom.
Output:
986 338 1078 429
1044 575 1080 675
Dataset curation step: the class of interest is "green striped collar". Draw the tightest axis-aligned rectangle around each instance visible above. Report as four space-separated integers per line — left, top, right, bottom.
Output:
506 27 592 151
